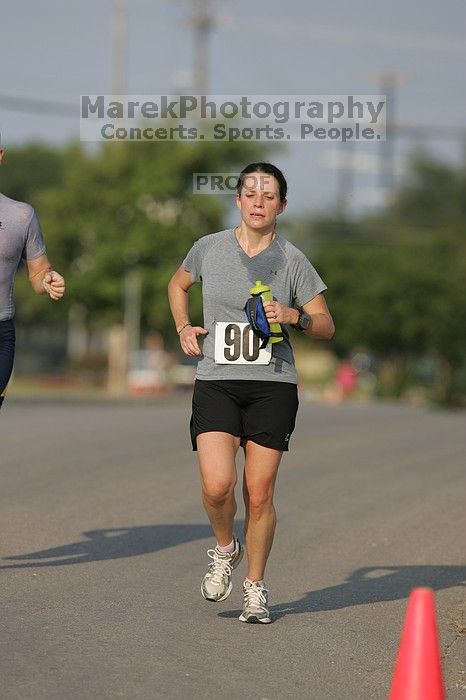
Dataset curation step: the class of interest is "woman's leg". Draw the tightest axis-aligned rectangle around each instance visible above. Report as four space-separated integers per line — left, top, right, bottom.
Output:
242 439 283 582
196 431 241 546
0 320 16 409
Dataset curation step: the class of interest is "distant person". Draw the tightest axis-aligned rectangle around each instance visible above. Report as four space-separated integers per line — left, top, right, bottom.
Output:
0 139 65 410
168 162 334 623
333 359 358 403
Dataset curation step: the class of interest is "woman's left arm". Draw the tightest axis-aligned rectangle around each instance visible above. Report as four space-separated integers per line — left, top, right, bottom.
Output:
263 293 335 340
300 293 335 340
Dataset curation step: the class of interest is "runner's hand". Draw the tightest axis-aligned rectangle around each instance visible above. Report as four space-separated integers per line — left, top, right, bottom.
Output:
43 271 66 300
179 326 208 357
262 301 296 325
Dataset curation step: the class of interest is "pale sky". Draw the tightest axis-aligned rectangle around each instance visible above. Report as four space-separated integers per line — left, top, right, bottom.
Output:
1 0 465 215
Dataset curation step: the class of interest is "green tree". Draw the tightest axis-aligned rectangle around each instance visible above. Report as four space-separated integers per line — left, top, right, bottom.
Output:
11 139 269 345
291 155 466 405
1 142 65 203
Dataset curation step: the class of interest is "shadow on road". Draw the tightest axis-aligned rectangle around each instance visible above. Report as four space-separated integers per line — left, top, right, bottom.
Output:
219 565 466 620
0 524 218 569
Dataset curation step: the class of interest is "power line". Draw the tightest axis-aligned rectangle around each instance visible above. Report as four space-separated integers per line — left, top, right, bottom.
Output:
217 13 466 56
0 93 76 118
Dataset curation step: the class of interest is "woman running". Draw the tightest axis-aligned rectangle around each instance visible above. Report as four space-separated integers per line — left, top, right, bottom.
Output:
168 162 334 623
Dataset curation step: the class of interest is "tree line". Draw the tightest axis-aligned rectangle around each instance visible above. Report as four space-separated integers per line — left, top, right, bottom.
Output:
2 143 464 405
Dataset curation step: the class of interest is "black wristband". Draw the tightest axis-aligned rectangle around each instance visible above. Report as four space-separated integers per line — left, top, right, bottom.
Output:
292 308 311 332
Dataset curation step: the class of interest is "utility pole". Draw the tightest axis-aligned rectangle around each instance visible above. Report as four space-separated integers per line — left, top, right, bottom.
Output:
124 267 142 364
109 265 141 394
110 0 127 94
189 0 214 94
378 69 398 197
335 144 355 216
362 68 409 206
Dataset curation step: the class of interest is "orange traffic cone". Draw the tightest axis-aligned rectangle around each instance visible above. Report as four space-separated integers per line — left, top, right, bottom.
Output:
389 587 445 700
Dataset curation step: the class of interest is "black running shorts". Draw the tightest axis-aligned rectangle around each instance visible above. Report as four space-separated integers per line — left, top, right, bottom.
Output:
190 379 299 452
0 319 15 394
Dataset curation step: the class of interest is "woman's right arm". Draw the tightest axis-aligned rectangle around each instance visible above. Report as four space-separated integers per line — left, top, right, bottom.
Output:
167 265 193 333
167 265 208 357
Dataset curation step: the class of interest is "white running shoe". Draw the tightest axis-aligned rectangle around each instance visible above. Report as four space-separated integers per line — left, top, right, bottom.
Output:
201 538 243 602
239 580 271 624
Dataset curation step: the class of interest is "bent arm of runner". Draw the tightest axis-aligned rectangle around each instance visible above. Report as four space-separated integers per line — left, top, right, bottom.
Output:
301 293 335 339
26 254 66 299
167 265 208 357
263 293 334 340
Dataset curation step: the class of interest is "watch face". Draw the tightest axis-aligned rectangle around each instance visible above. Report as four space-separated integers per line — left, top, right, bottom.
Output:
300 313 311 330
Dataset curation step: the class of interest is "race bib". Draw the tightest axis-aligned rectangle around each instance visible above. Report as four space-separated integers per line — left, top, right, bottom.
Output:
214 322 272 365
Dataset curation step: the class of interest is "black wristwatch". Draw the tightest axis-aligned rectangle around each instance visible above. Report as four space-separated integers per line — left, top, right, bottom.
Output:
292 308 311 332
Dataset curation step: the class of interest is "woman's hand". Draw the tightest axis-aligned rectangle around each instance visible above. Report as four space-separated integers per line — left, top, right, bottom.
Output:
42 270 65 300
262 301 298 326
179 325 208 357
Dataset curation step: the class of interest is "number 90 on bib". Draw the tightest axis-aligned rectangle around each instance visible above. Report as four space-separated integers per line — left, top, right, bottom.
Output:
214 322 272 365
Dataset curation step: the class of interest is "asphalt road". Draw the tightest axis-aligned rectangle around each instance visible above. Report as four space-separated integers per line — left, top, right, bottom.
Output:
1 396 465 699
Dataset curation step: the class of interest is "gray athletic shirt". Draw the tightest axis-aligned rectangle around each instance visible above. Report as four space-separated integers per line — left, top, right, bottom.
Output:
0 193 46 321
182 228 327 383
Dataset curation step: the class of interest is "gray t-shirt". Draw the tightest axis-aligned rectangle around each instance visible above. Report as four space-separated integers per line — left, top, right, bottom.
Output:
0 193 47 321
183 228 327 384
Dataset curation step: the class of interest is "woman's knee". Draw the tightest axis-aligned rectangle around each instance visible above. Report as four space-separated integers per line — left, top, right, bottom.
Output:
197 433 240 504
247 487 275 513
202 476 236 506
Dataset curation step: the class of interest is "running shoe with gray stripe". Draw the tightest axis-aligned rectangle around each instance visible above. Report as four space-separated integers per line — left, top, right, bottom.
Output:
201 538 243 602
239 580 271 624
